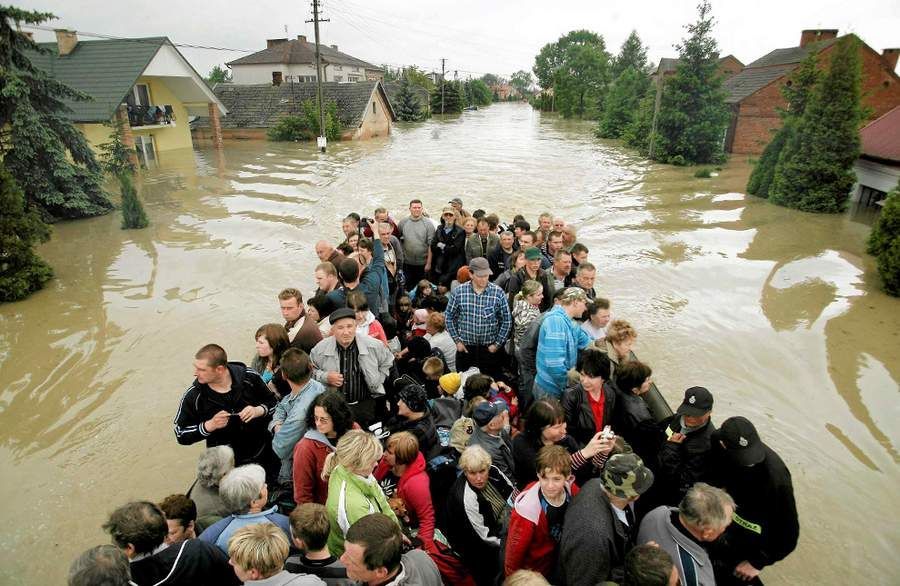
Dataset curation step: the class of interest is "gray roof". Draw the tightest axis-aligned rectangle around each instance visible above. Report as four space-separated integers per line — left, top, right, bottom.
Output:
382 81 431 110
227 38 382 71
28 37 167 122
212 81 395 128
745 38 838 68
654 55 743 76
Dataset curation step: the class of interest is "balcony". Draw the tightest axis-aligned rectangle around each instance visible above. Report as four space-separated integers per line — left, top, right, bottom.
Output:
127 104 176 129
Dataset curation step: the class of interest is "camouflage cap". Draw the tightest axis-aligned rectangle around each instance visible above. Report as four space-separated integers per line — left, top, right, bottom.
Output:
602 453 654 499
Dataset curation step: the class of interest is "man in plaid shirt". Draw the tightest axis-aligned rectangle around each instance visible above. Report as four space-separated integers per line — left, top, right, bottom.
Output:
445 257 512 379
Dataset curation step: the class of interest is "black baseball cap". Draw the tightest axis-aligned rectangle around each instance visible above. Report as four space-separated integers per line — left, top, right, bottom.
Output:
716 416 765 466
676 386 714 417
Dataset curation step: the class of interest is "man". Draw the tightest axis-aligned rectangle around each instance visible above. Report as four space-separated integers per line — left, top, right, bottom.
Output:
638 483 735 586
706 417 799 586
505 247 554 312
315 240 345 268
362 206 400 238
448 196 467 218
397 199 435 290
657 387 717 506
552 217 566 232
310 308 394 427
540 230 565 269
270 349 326 486
159 494 197 545
174 344 276 467
341 513 441 586
314 263 341 297
487 230 516 277
534 287 591 399
465 218 500 262
227 523 324 585
378 221 405 297
286 503 352 585
535 212 553 245
444 257 512 379
550 249 574 293
516 227 535 250
280 288 324 354
68 545 132 586
573 262 597 300
468 399 515 479
429 206 467 291
104 501 238 585
623 544 679 586
356 235 389 314
558 454 654 586
515 289 567 413
332 221 384 312
570 242 589 277
341 215 359 244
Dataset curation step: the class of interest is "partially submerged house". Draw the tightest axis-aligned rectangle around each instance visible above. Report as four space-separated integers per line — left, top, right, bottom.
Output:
724 29 900 155
29 30 227 166
227 36 384 85
853 105 900 207
199 81 395 141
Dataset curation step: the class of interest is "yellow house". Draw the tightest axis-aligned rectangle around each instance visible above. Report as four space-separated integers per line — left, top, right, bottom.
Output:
31 30 227 166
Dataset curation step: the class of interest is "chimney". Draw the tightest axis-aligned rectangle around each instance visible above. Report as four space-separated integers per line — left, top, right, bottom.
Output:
883 48 900 71
266 38 288 49
297 35 307 43
55 29 78 56
799 29 838 48
330 44 338 51
272 71 283 86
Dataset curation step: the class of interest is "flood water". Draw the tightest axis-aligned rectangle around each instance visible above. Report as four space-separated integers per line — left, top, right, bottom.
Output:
1 102 898 584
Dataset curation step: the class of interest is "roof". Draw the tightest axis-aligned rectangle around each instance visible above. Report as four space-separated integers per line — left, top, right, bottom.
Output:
745 38 838 68
860 105 900 163
654 55 744 76
211 81 395 128
382 81 431 109
227 38 382 71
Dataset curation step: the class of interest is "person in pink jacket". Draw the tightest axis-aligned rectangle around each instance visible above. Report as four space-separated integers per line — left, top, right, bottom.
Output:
374 432 436 551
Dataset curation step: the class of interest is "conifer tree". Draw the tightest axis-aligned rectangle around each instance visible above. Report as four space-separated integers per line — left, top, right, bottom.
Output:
98 116 149 229
597 67 651 139
395 77 427 121
118 171 148 230
611 30 649 77
770 36 863 212
622 92 656 154
431 80 464 114
867 181 900 296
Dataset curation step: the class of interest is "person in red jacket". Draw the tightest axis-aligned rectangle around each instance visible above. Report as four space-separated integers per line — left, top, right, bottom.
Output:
504 444 579 580
374 431 436 551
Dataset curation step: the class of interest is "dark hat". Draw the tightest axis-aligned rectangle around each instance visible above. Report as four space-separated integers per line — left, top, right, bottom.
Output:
329 307 357 324
602 453 654 499
449 197 463 206
524 246 542 261
716 416 765 466
398 384 428 413
676 386 714 417
468 257 492 277
473 400 507 427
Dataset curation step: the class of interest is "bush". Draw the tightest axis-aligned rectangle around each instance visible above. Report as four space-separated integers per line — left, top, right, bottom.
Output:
119 172 148 230
267 99 341 142
867 183 900 296
669 155 686 166
694 168 712 178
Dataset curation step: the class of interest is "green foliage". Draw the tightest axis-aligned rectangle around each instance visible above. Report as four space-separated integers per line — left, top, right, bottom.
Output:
611 30 649 77
622 92 656 153
118 171 148 229
770 36 863 212
206 65 231 85
267 99 341 141
529 92 555 112
597 67 651 138
464 79 492 107
867 182 900 296
395 77 428 122
431 80 464 114
694 167 712 178
480 73 505 87
0 161 53 302
98 115 136 176
403 66 436 92
651 1 730 165
0 6 113 220
552 32 611 119
509 70 533 97
746 125 791 198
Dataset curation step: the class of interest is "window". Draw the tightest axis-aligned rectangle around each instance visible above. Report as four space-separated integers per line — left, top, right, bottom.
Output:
348 75 360 82
134 135 156 168
272 71 283 85
125 84 151 107
859 185 887 207
300 75 316 83
334 75 343 82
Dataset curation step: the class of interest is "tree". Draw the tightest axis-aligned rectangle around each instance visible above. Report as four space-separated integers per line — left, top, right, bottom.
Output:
0 161 53 302
553 32 611 119
402 66 435 92
118 170 148 229
267 99 341 141
98 117 149 229
465 79 492 106
746 53 819 198
867 181 900 296
509 70 533 97
395 77 428 121
770 36 863 212
622 92 655 153
431 80 464 114
206 65 231 85
0 6 112 220
651 1 730 165
481 73 503 87
598 67 651 139
612 30 649 77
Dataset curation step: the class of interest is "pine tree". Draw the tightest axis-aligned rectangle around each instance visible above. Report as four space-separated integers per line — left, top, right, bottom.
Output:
597 67 651 139
747 53 819 198
0 6 112 220
431 80 464 114
118 171 148 229
0 161 53 302
622 92 656 154
395 78 427 121
770 36 863 212
98 117 149 229
652 0 730 165
611 30 649 77
867 181 900 296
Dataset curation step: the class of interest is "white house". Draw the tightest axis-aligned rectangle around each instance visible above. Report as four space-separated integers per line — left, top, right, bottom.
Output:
852 105 900 206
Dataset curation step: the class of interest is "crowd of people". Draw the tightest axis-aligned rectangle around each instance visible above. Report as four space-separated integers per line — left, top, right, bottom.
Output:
69 199 799 586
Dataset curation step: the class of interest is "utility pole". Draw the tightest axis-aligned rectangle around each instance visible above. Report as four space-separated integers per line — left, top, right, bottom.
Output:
440 58 446 115
306 0 329 152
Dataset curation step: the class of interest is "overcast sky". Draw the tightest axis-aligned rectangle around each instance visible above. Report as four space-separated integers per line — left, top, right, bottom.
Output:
17 0 900 79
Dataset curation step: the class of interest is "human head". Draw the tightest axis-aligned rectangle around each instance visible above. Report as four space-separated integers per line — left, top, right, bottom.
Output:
449 197 464 211
462 216 477 235
552 217 565 231
422 356 444 381
220 464 267 514
307 294 337 325
357 238 375 266
463 373 494 401
377 222 393 244
523 247 542 273
562 225 577 247
584 296 610 327
197 445 234 489
676 386 714 428
624 544 677 586
679 482 735 542
518 230 535 248
158 494 197 545
578 348 612 393
280 348 312 385
606 319 637 358
469 257 492 288
459 445 492 490
103 501 167 558
602 453 654 503
575 262 596 291
508 249 525 271
615 360 653 396
338 258 360 285
519 279 543 306
228 523 289 582
425 311 445 336
546 231 564 255
385 431 419 468
473 400 508 434
524 399 567 443
193 344 227 385
347 232 360 252
330 307 358 347
342 215 359 238
438 372 462 395
536 445 571 501
307 390 354 439
396 294 412 314
254 323 289 363
68 545 131 586
499 230 514 250
538 212 552 231
373 206 389 222
476 218 490 236
397 384 428 417
342 513 404 584
715 416 766 466
441 206 457 226
315 240 334 262
314 262 339 293
503 569 551 586
408 199 423 218
559 287 588 318
472 208 486 219
346 289 370 325
553 249 572 276
570 242 589 264
485 213 500 232
289 503 331 552
334 430 383 477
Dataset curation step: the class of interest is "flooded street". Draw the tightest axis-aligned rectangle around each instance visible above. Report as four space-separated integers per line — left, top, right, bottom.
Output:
1 102 898 584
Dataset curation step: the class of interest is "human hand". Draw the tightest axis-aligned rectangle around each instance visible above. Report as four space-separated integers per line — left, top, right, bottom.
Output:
456 342 467 353
273 422 283 434
238 405 264 423
734 561 760 582
204 410 230 433
326 371 345 387
668 432 686 444
487 344 498 353
598 433 616 455
424 262 431 272
582 432 606 459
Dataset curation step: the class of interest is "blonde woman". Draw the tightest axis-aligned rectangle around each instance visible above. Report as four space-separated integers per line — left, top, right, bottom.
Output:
598 319 637 381
511 280 543 347
323 430 399 556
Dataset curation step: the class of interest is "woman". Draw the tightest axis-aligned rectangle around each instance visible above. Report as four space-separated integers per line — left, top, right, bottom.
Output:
373 432 436 549
446 445 516 586
461 216 477 238
393 294 414 342
511 399 612 490
187 445 235 530
494 249 526 292
346 232 360 253
424 311 457 372
598 319 638 382
580 298 612 341
324 430 400 556
561 348 618 454
512 280 543 347
250 323 291 398
611 360 661 464
292 390 356 506
307 294 338 338
346 290 388 345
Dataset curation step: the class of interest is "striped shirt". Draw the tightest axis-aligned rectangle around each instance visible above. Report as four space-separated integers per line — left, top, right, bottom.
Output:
336 340 368 404
445 281 512 346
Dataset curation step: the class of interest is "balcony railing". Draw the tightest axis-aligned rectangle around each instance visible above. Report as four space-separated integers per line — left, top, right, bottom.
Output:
127 104 176 127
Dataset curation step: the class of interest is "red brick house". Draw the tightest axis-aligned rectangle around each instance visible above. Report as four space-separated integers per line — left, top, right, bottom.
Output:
649 54 744 85
724 29 900 155
852 105 900 206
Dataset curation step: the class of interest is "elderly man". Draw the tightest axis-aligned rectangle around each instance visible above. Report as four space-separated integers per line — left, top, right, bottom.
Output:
397 199 435 291
68 545 132 586
465 217 500 262
487 230 516 278
534 287 591 399
638 483 735 586
444 257 512 379
573 262 597 300
315 240 345 268
279 288 324 353
341 514 441 586
658 387 717 505
468 399 515 479
505 247 554 311
174 344 276 468
309 308 394 427
559 453 654 586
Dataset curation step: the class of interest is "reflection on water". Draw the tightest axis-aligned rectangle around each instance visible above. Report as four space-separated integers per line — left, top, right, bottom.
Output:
0 103 898 585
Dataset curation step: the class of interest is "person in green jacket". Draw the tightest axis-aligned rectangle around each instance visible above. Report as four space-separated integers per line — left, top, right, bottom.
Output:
324 430 400 556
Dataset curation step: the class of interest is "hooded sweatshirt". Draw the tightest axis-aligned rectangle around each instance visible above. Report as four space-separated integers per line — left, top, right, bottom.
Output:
293 429 337 506
374 452 436 545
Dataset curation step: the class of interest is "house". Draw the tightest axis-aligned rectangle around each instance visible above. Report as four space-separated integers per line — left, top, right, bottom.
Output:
649 54 744 85
490 83 516 101
227 36 384 85
852 105 900 206
198 81 395 141
29 30 227 166
724 29 900 155
382 82 431 115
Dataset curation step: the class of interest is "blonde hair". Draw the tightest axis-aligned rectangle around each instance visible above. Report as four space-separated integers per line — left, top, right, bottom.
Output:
515 279 542 301
503 569 551 586
386 432 419 466
227 523 289 578
606 319 637 344
459 444 492 473
422 356 444 377
322 429 383 480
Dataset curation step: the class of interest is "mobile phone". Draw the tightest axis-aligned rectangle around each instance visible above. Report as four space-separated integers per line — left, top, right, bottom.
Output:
601 425 614 440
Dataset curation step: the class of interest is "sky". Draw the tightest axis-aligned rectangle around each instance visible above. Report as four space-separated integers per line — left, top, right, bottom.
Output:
16 0 900 80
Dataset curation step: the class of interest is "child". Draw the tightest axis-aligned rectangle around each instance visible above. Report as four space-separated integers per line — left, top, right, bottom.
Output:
504 445 579 580
410 308 429 337
285 503 352 585
421 356 445 399
413 279 435 307
430 372 463 447
228 523 322 585
346 290 388 345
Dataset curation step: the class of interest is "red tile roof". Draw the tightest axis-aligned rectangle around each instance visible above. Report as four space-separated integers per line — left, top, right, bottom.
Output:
860 105 900 163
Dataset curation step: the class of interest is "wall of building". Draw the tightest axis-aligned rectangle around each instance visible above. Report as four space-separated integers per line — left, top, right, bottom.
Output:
852 158 900 201
352 89 392 140
130 76 193 152
230 63 375 84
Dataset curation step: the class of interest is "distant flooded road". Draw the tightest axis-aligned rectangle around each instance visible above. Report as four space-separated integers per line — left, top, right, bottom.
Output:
1 103 898 584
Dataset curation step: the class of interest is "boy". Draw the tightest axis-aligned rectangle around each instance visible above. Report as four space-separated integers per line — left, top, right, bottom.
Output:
227 523 323 585
285 503 353 586
430 372 463 446
421 356 444 398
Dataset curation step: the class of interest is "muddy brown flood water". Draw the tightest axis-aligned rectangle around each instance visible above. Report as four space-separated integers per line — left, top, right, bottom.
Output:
1 103 898 584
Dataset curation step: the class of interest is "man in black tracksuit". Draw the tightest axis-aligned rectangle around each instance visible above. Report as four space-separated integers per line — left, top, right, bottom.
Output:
705 416 799 585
